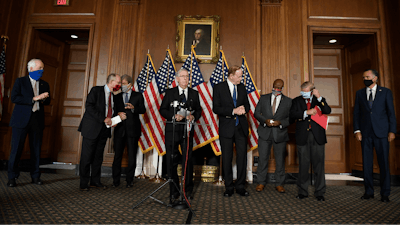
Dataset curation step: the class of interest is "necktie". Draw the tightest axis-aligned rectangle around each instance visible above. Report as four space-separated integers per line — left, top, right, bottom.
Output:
32 81 39 112
125 93 129 104
107 92 112 118
233 85 239 126
306 99 311 110
368 89 373 109
181 90 187 103
272 95 277 116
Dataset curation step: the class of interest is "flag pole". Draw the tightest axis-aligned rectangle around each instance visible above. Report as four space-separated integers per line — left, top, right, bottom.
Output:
189 45 194 88
137 52 151 179
1 35 8 52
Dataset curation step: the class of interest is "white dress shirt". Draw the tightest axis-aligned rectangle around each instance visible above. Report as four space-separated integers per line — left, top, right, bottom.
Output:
29 76 39 112
366 84 377 101
271 94 282 114
104 85 114 117
178 86 188 100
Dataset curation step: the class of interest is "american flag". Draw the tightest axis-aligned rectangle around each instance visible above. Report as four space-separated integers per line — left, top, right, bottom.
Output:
206 50 230 155
0 46 5 121
133 54 156 153
152 49 177 156
181 46 220 155
241 56 260 151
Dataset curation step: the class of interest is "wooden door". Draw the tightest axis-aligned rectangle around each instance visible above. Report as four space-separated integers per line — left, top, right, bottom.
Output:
55 44 88 164
345 35 380 173
313 48 347 173
22 30 65 160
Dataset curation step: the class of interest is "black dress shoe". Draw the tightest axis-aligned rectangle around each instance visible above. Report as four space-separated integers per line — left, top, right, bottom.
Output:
7 179 16 187
236 189 249 197
361 194 374 200
112 182 120 187
80 187 90 191
32 178 43 185
126 182 133 188
185 191 193 200
381 195 390 202
316 196 325 201
296 194 308 199
90 183 107 189
224 189 234 197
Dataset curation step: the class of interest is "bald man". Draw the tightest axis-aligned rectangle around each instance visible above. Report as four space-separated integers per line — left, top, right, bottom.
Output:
254 79 292 193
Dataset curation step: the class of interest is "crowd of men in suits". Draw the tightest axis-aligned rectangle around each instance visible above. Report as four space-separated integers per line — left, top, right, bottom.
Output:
6 58 396 203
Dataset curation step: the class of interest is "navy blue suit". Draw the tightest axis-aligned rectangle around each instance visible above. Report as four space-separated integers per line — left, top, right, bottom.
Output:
8 76 50 180
353 85 397 197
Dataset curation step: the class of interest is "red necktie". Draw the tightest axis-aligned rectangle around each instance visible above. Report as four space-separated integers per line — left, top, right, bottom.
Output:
307 99 311 110
107 92 112 118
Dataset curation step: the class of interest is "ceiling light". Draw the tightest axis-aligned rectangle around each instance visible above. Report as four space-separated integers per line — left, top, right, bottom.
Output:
329 39 337 44
71 35 78 39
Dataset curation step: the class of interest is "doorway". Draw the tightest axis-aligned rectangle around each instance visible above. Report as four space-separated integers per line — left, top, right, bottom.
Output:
22 28 90 164
312 32 380 174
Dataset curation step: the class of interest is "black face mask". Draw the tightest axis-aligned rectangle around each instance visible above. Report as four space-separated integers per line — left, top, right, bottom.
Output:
364 79 374 87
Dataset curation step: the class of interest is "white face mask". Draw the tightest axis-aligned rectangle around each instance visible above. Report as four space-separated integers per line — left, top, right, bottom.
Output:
300 91 312 99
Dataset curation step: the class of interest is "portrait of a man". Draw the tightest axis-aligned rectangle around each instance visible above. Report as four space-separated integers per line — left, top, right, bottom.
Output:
184 24 212 56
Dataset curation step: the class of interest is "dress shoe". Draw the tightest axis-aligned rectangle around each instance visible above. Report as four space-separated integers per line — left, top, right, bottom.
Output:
112 182 120 187
31 178 43 185
80 187 90 191
381 195 390 202
276 186 285 193
316 196 325 201
256 184 265 192
185 191 193 200
224 189 234 197
7 179 16 187
90 183 107 189
361 194 374 200
236 189 249 197
296 194 308 199
126 182 133 188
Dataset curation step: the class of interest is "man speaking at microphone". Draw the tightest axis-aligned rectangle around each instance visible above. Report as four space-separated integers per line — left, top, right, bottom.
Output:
159 68 202 203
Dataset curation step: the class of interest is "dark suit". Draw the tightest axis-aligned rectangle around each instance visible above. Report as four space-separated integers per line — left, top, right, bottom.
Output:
78 86 118 188
8 76 50 180
353 85 396 197
290 95 331 197
213 81 250 191
159 87 202 196
112 90 146 185
254 93 292 186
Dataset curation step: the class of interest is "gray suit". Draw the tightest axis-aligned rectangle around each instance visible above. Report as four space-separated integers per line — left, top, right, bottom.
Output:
254 93 292 186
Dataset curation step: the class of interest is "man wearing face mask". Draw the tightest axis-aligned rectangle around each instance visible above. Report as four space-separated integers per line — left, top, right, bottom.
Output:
290 81 331 201
353 69 396 202
254 79 292 193
7 59 50 187
112 74 146 188
78 73 127 191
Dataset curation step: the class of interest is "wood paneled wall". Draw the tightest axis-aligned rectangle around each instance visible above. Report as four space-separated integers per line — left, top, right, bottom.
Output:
0 0 399 176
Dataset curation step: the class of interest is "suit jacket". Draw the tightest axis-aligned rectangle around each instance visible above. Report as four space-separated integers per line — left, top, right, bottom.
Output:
9 76 50 129
78 86 118 139
213 81 250 138
290 95 331 145
159 87 202 135
114 91 146 138
353 85 397 138
254 93 292 143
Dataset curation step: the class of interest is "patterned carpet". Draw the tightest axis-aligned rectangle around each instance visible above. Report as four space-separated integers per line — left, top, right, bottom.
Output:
1 171 399 224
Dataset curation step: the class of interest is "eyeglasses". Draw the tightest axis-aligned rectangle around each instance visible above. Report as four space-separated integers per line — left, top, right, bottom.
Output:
179 75 189 79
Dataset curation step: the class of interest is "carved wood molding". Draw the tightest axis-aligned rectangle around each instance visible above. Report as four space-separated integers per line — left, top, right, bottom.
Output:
119 0 140 5
261 0 282 6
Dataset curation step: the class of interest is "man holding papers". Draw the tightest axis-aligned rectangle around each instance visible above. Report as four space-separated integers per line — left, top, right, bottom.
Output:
290 81 331 201
78 73 126 191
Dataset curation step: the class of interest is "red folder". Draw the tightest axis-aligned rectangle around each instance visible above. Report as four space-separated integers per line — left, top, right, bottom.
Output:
311 106 328 130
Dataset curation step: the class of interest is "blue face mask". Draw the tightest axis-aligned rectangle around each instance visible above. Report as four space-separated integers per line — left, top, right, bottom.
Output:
29 70 44 81
300 91 312 99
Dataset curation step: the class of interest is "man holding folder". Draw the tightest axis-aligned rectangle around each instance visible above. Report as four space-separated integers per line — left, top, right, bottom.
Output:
290 81 331 201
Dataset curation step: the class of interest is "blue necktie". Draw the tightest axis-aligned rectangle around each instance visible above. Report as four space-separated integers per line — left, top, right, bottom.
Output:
233 85 239 126
125 93 129 104
181 91 186 103
368 89 373 109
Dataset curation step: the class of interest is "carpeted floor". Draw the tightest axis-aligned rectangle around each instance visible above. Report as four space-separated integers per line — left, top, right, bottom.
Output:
1 171 399 224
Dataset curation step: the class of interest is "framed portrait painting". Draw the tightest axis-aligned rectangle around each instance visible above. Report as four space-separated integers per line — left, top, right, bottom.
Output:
175 15 220 63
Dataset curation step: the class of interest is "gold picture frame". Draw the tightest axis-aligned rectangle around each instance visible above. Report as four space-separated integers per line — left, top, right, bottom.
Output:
175 15 220 64
54 0 70 6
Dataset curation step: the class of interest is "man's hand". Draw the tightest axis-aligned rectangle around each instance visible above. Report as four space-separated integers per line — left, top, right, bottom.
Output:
388 132 395 142
118 112 127 120
33 92 49 101
186 114 195 122
175 114 184 121
125 103 134 109
306 108 317 116
272 120 281 127
355 132 362 142
104 117 112 126
233 105 246 115
313 89 321 98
